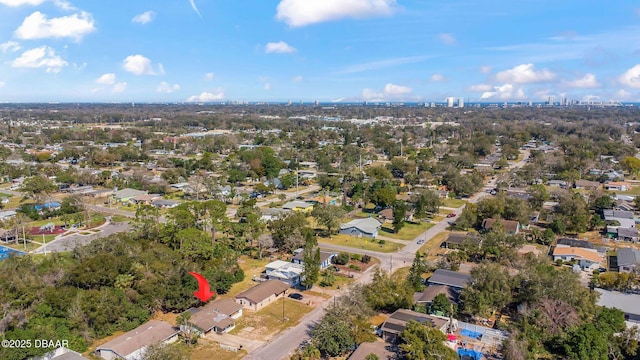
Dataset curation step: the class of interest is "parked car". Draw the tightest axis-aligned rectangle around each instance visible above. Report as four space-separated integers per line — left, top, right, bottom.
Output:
288 293 303 300
446 213 457 218
417 239 425 245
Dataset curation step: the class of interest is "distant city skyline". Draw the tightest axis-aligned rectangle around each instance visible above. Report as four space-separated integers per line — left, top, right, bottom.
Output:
0 1 639 103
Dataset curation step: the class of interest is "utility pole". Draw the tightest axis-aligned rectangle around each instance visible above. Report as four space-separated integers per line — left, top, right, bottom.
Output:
295 158 299 199
390 254 393 273
282 290 286 322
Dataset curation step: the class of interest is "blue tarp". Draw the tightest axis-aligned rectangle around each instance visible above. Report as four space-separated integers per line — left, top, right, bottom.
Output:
460 329 482 340
458 348 483 360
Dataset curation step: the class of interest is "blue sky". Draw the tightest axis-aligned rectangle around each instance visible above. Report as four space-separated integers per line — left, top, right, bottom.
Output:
0 0 639 103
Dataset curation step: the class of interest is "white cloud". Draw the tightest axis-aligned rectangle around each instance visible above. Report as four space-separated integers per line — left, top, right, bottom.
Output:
112 82 127 93
0 0 44 6
384 83 412 95
157 81 180 93
132 11 156 25
562 73 601 89
292 75 303 82
96 73 116 85
362 88 384 102
614 89 633 100
0 41 20 53
619 64 640 88
122 54 163 76
437 33 456 45
189 0 202 17
276 0 398 27
337 55 433 74
468 84 493 92
11 46 67 73
263 83 271 90
480 65 492 74
204 72 215 81
52 0 75 10
480 83 525 100
15 11 95 41
495 63 556 84
430 73 446 82
186 89 225 102
265 41 296 54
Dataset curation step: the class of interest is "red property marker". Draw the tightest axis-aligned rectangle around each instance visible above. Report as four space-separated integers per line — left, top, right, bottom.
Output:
188 271 215 302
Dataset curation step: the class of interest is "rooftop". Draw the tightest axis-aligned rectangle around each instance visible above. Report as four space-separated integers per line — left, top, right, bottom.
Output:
235 279 289 304
427 269 471 289
96 320 178 358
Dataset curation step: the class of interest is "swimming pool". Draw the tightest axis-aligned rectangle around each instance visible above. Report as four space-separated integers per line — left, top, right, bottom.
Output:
0 246 24 260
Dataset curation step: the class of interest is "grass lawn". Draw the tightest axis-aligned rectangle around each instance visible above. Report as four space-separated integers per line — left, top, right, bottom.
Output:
380 222 434 241
318 234 400 253
190 339 247 360
110 215 129 223
442 198 467 208
318 274 355 290
230 298 313 340
29 234 58 243
618 186 640 196
2 241 39 252
391 266 410 281
419 231 450 260
222 256 271 299
2 196 29 210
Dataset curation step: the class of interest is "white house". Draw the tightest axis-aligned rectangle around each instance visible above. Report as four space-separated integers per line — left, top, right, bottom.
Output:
263 260 304 286
339 218 382 238
95 320 179 360
553 245 602 271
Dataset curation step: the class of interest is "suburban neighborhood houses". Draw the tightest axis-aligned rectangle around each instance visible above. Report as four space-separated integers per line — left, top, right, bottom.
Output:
0 104 640 360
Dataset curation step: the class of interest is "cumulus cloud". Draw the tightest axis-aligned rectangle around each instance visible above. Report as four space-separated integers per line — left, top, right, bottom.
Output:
292 75 303 82
276 0 398 27
11 46 67 73
495 63 556 84
0 41 20 53
362 88 384 102
132 11 156 24
122 54 164 76
265 41 296 54
112 82 127 93
437 33 456 45
204 72 215 81
480 83 525 100
186 89 224 102
96 73 116 85
619 64 640 88
15 11 95 41
562 73 601 89
430 73 446 82
480 65 492 74
384 83 412 95
468 84 493 92
157 81 180 93
0 0 44 6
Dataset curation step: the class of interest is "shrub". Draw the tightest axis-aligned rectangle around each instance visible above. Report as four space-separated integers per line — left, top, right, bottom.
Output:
350 253 362 261
349 264 361 271
334 252 350 265
361 255 371 264
378 239 386 245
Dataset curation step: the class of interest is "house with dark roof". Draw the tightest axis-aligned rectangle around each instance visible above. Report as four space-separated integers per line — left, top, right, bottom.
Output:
348 341 395 360
339 218 382 238
556 238 595 249
184 299 243 335
616 227 639 242
292 249 337 270
427 269 471 289
482 218 520 235
151 199 180 209
235 279 289 311
413 285 460 310
95 320 179 360
380 309 450 343
617 247 640 273
440 233 482 249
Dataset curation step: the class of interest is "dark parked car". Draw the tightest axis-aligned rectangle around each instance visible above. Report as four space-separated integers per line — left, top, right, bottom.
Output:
288 293 303 300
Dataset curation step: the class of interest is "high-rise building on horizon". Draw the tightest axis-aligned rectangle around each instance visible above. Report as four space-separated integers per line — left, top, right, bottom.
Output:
458 98 464 108
548 96 553 106
446 97 455 108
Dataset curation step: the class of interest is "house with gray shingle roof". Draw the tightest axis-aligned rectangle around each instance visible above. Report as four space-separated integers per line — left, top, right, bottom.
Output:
339 217 382 238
